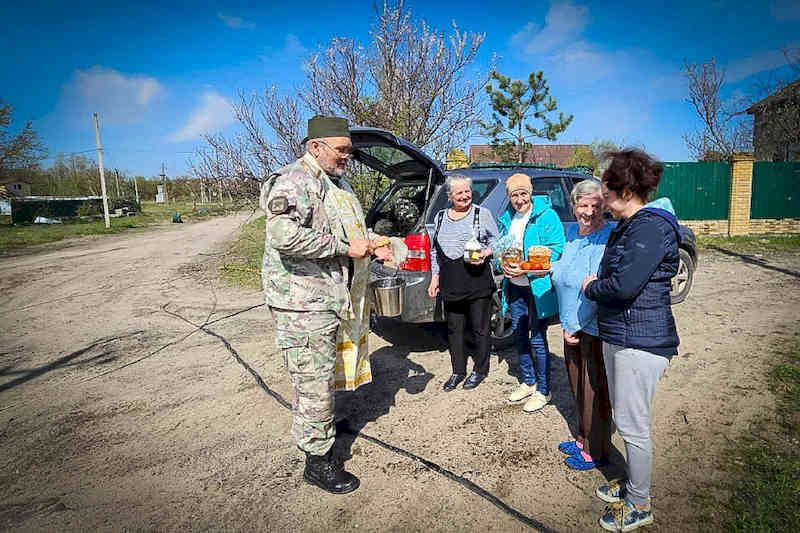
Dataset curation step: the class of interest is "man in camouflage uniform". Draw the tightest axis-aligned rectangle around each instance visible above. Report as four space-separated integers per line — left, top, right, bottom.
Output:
260 116 387 494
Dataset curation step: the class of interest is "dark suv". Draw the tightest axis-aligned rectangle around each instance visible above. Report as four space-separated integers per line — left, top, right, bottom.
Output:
350 127 697 346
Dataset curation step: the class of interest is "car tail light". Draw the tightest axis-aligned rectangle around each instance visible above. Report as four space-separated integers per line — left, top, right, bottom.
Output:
401 233 431 271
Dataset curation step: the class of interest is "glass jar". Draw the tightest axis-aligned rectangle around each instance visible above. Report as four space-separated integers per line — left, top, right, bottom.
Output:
464 235 482 263
502 247 522 267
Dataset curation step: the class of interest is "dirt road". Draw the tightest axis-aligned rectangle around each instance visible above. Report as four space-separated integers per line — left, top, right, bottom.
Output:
2 216 799 532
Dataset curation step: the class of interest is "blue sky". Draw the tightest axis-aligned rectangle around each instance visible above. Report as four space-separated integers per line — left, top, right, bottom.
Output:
2 0 798 178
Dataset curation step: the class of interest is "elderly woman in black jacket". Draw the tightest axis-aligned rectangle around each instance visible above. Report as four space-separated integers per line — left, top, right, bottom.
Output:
582 149 680 532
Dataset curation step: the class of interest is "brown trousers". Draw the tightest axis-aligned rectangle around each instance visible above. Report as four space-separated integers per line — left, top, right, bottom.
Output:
563 331 612 460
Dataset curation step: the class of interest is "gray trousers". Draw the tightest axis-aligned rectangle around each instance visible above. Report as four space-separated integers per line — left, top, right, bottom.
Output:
603 342 669 505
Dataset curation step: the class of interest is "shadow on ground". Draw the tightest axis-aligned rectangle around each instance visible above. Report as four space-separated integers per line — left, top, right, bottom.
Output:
333 317 444 461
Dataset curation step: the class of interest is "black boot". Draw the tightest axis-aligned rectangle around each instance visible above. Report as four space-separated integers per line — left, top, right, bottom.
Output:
303 450 360 494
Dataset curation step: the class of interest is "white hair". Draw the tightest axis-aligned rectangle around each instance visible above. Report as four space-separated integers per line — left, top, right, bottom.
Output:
445 175 472 198
571 179 602 206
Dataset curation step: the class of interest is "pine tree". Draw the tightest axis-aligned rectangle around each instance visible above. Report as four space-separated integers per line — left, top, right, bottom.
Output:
480 71 573 163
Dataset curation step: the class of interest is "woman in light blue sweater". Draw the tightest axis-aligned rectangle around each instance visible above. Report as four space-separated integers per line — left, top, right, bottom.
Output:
550 179 614 471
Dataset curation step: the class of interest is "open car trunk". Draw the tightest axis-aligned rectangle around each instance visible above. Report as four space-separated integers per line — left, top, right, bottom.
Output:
349 127 445 236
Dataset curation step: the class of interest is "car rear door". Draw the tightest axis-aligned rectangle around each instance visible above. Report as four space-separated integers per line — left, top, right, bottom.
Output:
349 127 445 223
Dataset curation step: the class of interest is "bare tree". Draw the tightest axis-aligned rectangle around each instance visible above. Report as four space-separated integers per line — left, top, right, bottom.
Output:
0 99 47 172
683 59 752 161
192 0 490 208
750 47 800 98
303 0 489 158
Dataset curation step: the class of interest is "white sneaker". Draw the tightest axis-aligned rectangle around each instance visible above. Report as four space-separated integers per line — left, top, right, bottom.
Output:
523 391 551 412
507 382 537 402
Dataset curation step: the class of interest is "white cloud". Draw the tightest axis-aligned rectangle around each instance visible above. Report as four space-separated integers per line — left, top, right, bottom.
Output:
170 91 235 142
217 12 256 29
725 47 796 82
259 34 308 63
509 2 612 82
548 42 618 81
510 1 589 55
505 2 691 155
61 66 164 125
649 70 686 101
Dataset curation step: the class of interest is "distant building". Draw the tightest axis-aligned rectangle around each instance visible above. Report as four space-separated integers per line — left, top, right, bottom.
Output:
445 148 469 170
469 144 590 167
0 178 32 197
746 78 800 161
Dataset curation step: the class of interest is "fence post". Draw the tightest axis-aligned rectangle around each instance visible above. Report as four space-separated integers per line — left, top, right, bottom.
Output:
728 152 754 236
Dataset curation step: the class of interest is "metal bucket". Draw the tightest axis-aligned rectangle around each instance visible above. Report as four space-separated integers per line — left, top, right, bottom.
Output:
370 277 405 318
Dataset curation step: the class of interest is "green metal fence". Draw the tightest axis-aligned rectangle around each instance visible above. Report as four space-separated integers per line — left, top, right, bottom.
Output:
751 162 800 219
657 162 731 220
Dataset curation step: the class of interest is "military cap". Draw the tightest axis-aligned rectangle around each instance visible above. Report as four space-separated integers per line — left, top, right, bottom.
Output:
302 115 350 144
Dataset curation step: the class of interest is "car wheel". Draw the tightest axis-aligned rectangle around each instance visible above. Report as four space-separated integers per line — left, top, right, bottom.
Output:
489 290 514 348
671 248 694 304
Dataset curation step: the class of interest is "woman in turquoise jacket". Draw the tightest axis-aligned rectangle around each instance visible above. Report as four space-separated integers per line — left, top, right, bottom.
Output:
497 173 565 413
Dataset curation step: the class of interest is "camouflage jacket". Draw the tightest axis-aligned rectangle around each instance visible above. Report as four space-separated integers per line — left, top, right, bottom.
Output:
260 154 352 318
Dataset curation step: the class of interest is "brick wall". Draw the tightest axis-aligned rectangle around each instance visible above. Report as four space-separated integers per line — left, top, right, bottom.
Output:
747 218 800 234
728 152 754 236
681 220 729 236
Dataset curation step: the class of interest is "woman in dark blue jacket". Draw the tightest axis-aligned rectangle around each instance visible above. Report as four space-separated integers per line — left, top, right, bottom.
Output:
581 149 680 532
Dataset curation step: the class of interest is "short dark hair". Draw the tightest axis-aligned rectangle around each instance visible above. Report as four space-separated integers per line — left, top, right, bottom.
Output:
601 148 663 202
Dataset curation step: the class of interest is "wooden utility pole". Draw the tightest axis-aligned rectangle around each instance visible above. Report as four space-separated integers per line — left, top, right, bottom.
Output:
114 168 121 198
92 113 111 228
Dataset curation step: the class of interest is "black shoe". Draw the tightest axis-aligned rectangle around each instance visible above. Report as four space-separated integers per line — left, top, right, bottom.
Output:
303 450 360 494
462 371 486 390
443 373 466 392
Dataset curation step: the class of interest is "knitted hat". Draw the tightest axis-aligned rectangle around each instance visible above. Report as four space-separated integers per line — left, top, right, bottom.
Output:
506 173 532 195
302 115 350 144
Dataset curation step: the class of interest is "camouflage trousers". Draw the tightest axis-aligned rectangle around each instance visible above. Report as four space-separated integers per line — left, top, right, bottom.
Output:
272 308 340 455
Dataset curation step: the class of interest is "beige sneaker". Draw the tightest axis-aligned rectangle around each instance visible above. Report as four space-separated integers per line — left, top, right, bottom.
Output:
523 391 552 412
507 382 537 402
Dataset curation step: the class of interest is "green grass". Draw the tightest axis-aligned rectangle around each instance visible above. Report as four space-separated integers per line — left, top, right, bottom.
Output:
0 201 233 255
697 235 800 254
219 215 265 290
721 340 800 532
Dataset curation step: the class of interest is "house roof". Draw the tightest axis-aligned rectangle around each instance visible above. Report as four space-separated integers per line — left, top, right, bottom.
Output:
469 144 589 167
746 78 800 114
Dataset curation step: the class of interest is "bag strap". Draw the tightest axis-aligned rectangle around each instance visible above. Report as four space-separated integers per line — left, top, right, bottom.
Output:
433 209 446 242
434 205 480 243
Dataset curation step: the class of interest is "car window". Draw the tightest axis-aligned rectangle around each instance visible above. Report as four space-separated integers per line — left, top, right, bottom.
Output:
426 179 497 222
358 146 415 167
532 177 575 221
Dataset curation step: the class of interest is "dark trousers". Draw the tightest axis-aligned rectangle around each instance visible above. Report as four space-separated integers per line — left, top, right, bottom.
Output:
564 331 612 460
444 296 491 376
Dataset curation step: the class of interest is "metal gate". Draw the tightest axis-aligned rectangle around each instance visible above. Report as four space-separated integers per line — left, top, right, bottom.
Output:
751 162 800 219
